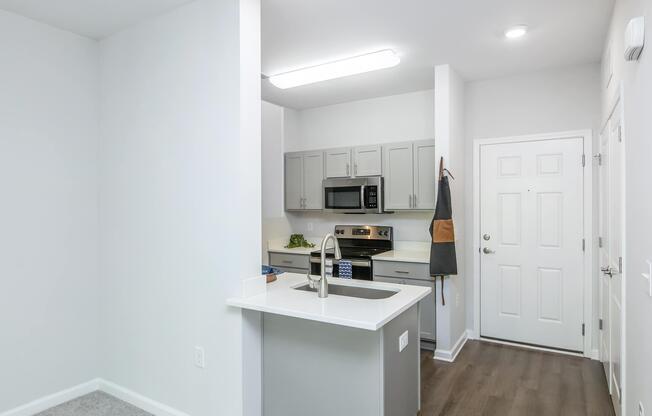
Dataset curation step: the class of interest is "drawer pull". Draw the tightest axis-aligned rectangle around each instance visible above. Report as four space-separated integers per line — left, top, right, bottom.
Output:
282 260 293 264
395 270 409 274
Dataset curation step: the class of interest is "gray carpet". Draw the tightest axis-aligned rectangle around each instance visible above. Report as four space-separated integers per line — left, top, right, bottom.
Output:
35 391 152 416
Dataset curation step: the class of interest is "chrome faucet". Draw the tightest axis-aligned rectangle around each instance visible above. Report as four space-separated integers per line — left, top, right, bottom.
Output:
308 233 342 298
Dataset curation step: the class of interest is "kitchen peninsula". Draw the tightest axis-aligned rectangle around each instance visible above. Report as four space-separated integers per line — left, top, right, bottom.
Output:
227 273 430 416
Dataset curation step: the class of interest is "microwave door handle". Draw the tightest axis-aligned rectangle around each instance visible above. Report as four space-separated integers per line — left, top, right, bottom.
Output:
360 185 365 209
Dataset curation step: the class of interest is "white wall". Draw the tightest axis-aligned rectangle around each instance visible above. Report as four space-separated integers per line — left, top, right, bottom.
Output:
284 89 434 151
261 101 292 262
463 63 602 344
433 65 467 355
602 0 652 414
264 90 435 245
99 1 260 415
0 11 100 412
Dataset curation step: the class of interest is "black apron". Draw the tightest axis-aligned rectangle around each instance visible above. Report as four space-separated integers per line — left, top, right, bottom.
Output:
429 170 457 304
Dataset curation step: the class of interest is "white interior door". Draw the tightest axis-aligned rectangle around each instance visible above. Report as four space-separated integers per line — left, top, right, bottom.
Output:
601 106 624 414
480 137 585 351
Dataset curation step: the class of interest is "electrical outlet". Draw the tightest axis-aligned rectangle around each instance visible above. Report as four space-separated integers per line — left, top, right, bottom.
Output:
639 401 645 416
307 222 314 232
399 331 409 352
194 346 205 369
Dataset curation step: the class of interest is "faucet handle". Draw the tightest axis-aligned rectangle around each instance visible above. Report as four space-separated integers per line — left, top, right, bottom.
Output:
307 272 320 288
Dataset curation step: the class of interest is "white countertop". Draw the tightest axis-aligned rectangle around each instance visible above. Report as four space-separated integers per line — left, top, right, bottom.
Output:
227 273 430 331
266 238 319 255
371 249 430 264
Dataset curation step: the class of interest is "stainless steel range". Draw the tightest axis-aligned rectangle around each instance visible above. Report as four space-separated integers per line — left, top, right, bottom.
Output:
309 225 393 280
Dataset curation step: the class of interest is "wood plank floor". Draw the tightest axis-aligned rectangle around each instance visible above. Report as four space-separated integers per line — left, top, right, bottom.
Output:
420 340 614 416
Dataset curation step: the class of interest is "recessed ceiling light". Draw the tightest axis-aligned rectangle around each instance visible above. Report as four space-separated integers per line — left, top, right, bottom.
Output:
268 49 400 89
504 25 528 39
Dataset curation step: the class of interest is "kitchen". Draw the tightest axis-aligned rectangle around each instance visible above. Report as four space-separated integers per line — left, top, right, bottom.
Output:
1 1 649 416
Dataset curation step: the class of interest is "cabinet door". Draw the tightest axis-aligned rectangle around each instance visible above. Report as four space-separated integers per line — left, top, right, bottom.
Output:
413 140 436 210
302 151 324 210
325 148 352 178
353 145 382 177
284 153 303 210
382 142 414 210
373 274 436 341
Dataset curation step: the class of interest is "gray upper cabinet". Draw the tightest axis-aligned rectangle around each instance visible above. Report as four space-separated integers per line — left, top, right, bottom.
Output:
285 151 323 211
353 145 382 177
302 151 324 209
413 140 436 210
383 140 436 210
284 153 303 210
325 148 352 178
383 142 414 210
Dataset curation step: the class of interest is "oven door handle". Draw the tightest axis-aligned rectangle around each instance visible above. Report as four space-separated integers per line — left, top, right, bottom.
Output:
309 257 371 268
360 184 365 209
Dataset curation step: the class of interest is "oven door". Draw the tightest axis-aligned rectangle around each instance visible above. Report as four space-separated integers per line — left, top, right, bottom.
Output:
309 257 373 280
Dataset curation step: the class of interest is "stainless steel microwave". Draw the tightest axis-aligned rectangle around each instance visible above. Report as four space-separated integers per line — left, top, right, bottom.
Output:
322 177 383 214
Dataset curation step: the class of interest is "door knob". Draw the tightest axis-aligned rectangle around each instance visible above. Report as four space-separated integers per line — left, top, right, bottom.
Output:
482 247 495 254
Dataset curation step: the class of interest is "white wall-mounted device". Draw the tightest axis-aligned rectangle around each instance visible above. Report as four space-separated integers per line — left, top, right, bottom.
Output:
625 16 645 61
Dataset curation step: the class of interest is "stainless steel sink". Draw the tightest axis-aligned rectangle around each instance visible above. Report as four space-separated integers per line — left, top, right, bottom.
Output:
294 283 397 299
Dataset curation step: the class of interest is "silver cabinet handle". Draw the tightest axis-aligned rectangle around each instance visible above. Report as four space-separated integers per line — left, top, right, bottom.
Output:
354 164 358 176
413 194 418 208
282 260 293 264
409 194 413 208
395 270 410 274
346 164 350 176
482 247 495 254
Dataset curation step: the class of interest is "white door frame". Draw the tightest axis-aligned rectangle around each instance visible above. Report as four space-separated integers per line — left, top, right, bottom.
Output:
472 129 594 358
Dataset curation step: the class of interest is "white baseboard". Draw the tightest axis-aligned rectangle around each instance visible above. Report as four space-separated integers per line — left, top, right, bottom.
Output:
591 348 600 361
1 379 189 416
0 379 101 416
98 380 190 416
433 330 468 362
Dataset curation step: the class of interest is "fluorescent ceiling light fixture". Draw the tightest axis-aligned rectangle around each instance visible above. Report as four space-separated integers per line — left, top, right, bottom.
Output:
504 25 528 39
269 49 400 89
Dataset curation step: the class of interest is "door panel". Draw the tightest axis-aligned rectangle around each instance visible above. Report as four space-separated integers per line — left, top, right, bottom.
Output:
480 138 584 351
284 153 303 210
325 148 352 178
383 142 413 210
353 145 382 177
413 140 436 209
302 152 323 209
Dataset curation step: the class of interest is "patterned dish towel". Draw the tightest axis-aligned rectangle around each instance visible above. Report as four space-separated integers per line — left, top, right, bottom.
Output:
338 260 353 279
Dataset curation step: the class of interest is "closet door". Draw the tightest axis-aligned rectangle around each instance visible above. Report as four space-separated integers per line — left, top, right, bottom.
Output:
383 142 414 210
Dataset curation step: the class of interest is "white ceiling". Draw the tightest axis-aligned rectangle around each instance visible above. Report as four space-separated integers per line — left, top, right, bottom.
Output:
0 0 193 39
262 0 614 109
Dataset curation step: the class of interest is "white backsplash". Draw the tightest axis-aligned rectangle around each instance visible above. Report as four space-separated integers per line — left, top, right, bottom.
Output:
285 211 433 242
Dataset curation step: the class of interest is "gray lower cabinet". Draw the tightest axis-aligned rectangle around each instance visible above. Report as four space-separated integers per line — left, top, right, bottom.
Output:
373 260 436 342
263 305 419 416
268 252 309 273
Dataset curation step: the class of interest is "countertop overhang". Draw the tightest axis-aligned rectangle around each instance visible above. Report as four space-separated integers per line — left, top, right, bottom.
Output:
227 273 431 331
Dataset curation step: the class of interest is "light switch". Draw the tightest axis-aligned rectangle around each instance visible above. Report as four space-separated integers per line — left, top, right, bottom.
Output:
399 330 409 352
642 260 652 297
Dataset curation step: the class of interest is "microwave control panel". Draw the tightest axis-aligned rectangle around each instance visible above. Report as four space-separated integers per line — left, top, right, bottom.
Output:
365 186 378 208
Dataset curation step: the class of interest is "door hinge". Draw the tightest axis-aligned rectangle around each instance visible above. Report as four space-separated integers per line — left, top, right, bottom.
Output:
598 236 603 248
582 323 585 336
593 153 603 165
582 239 586 252
582 154 586 167
599 318 603 330
618 256 623 273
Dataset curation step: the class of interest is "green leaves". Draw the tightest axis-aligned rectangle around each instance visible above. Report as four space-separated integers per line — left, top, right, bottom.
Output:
285 234 315 249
